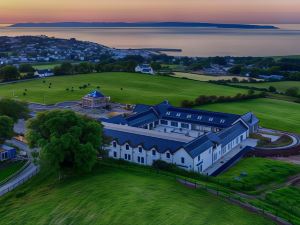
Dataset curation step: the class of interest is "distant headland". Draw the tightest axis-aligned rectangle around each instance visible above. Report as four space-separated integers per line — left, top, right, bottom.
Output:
10 22 278 29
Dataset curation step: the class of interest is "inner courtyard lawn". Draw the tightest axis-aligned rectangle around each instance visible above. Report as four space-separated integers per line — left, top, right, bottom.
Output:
197 98 300 134
0 164 274 225
217 158 300 191
0 72 246 105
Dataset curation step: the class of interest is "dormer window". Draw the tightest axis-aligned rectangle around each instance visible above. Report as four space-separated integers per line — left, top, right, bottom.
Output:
113 142 117 148
166 112 171 116
176 113 181 117
209 117 214 122
197 116 202 120
187 114 192 119
220 119 225 123
125 144 130 150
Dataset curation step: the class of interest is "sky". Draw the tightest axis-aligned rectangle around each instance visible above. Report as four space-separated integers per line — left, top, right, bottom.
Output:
1 0 300 24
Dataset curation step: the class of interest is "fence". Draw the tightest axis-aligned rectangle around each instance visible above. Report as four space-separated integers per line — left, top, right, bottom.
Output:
0 167 39 197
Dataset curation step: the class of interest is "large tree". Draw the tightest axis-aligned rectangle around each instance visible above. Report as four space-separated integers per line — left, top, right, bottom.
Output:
26 110 103 175
0 65 20 80
0 116 14 144
0 99 29 122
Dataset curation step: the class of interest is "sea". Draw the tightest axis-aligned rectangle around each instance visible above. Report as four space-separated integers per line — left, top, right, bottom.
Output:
1 24 300 57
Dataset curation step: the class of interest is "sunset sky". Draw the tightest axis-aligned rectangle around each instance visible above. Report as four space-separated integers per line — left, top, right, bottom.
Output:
1 0 300 24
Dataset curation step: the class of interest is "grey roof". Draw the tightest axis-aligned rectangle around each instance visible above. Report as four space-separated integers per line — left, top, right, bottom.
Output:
218 121 248 146
242 112 259 127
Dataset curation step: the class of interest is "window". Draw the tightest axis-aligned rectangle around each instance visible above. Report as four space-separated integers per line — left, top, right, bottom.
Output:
171 121 178 127
126 144 130 150
166 112 171 116
125 154 127 160
181 123 189 129
160 120 168 125
113 142 117 148
209 117 214 122
113 152 117 157
176 113 181 117
138 156 140 163
197 116 202 120
128 155 131 160
155 120 159 125
152 150 156 156
220 119 225 124
141 157 145 164
186 114 192 119
166 153 170 158
198 155 201 161
181 157 185 164
240 136 243 142
138 147 143 153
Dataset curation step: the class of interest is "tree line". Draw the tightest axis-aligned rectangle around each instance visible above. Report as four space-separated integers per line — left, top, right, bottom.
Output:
181 90 266 108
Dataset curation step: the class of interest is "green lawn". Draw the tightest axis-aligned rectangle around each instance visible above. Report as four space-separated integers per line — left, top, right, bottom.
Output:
217 158 300 191
0 161 26 183
0 72 246 105
197 98 300 133
236 81 300 93
0 163 273 225
172 72 254 81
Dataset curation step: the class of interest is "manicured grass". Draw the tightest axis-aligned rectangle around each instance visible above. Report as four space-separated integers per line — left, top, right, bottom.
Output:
0 164 273 225
0 161 26 183
197 98 300 133
217 158 300 191
236 81 300 93
172 72 250 81
0 72 246 105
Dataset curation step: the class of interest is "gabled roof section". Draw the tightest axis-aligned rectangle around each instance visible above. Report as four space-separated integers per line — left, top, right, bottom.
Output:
86 90 105 98
184 135 214 158
133 104 152 113
218 121 248 146
126 108 159 127
242 112 259 127
104 128 185 154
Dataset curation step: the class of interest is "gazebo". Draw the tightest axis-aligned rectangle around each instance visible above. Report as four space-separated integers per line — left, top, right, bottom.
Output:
82 90 110 108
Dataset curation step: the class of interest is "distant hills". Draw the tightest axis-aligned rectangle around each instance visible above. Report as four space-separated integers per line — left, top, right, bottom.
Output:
10 22 278 29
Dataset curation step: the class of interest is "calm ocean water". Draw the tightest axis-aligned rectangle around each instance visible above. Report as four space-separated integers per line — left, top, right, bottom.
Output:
1 24 300 57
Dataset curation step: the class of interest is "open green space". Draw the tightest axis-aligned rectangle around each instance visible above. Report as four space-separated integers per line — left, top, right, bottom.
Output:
197 98 300 134
217 158 300 192
236 81 300 93
0 163 273 225
0 72 246 105
0 161 26 183
33 63 61 70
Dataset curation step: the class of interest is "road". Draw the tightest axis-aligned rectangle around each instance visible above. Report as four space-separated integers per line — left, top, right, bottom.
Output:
0 139 39 196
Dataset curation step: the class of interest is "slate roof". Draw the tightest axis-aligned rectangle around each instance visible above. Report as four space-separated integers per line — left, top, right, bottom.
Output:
218 121 248 146
86 90 105 98
0 145 15 152
242 112 259 127
126 108 159 127
104 128 185 154
125 101 241 128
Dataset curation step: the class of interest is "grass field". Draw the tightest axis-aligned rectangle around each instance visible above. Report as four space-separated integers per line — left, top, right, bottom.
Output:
0 161 26 183
197 98 300 134
33 63 61 70
236 81 300 93
0 72 247 105
172 72 250 81
0 163 273 225
217 158 300 191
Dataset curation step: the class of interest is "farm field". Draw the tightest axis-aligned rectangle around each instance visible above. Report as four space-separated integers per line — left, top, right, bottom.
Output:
33 63 61 70
236 81 300 92
172 72 249 81
197 98 300 134
0 72 247 105
0 163 274 225
217 158 300 191
0 161 26 183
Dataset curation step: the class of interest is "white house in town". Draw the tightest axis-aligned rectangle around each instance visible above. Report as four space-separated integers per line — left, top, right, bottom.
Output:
135 64 154 75
102 101 259 174
34 69 54 78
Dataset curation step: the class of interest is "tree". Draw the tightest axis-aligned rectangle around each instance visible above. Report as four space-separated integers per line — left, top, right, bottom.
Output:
19 64 35 73
229 65 242 75
0 65 20 80
0 99 29 122
0 116 14 144
269 86 277 93
26 110 104 176
285 87 299 97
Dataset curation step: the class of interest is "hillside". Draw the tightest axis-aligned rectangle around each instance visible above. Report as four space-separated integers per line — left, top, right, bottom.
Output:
0 163 274 225
0 72 246 105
